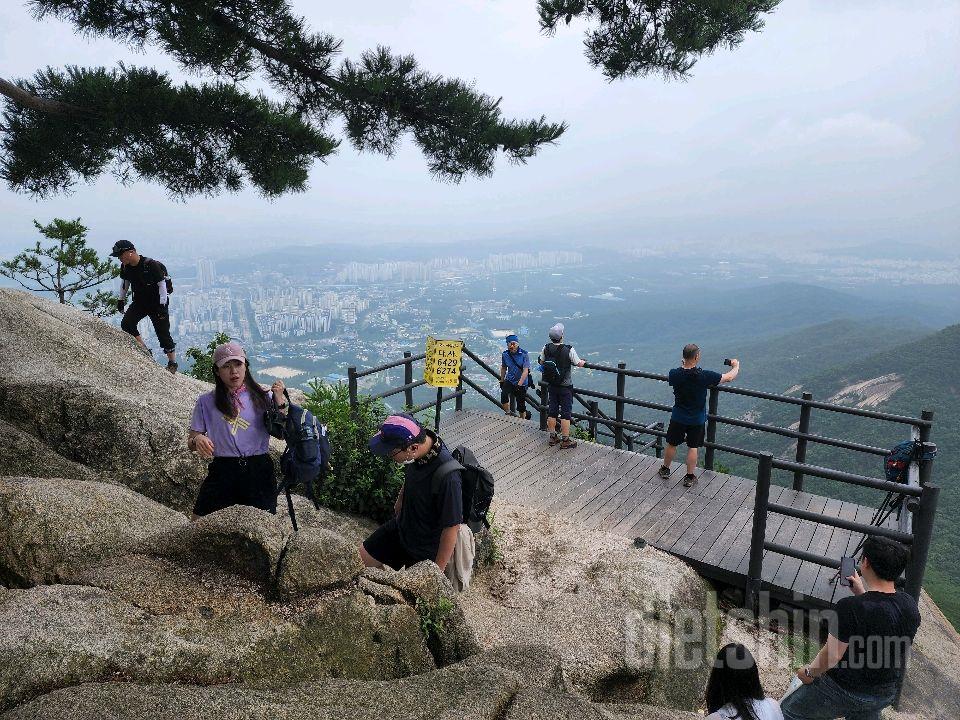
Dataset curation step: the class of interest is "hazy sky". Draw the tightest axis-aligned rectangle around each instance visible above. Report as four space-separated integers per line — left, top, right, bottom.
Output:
1 0 958 256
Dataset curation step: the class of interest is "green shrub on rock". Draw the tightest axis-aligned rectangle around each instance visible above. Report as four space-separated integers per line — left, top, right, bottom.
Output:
304 381 404 522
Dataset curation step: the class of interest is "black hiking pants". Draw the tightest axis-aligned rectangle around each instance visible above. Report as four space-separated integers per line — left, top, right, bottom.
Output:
121 299 176 353
500 381 529 414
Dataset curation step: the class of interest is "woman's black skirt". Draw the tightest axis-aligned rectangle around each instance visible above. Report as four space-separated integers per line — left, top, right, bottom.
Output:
192 454 277 517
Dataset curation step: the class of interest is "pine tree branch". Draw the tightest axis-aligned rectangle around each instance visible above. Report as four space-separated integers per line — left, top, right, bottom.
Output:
0 77 91 116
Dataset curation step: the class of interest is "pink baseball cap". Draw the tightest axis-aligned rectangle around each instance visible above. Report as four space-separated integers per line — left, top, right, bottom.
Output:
369 413 424 456
213 341 246 367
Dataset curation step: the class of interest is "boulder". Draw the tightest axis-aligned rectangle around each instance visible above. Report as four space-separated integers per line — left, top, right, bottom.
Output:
461 503 713 711
0 579 436 713
276 527 365 597
0 475 187 587
0 289 214 511
0 644 696 720
363 562 481 666
144 504 286 585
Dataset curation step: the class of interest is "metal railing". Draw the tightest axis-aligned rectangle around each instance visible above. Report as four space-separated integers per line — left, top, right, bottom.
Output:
349 345 933 477
745 448 939 612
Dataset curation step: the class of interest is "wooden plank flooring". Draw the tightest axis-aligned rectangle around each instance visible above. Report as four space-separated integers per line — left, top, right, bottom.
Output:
443 409 897 608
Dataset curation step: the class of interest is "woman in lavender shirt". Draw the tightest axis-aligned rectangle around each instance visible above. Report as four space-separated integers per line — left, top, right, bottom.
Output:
187 341 286 518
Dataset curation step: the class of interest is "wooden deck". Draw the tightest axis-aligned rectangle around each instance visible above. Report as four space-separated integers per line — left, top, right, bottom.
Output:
444 408 890 608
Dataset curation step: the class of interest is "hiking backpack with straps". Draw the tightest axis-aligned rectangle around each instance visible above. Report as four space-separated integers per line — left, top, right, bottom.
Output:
540 343 571 386
432 445 495 533
884 440 937 484
265 390 331 529
144 257 174 295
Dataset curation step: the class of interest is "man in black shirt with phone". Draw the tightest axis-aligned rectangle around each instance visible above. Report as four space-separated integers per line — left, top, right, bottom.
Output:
782 536 921 720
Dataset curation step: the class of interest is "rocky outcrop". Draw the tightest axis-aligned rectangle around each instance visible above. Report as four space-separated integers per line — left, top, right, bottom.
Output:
0 289 214 510
276 527 365 597
146 503 288 584
0 472 477 713
0 475 187 586
462 503 713 711
0 645 697 720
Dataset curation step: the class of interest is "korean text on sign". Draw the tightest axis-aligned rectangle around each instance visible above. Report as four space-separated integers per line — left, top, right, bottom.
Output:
424 336 463 388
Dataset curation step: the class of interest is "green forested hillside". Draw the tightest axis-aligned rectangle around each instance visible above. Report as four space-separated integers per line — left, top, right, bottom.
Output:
716 324 960 628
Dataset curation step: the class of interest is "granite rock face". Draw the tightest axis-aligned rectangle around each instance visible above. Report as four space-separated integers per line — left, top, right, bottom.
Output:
0 288 213 510
461 503 714 711
0 492 478 713
0 645 698 720
0 475 187 586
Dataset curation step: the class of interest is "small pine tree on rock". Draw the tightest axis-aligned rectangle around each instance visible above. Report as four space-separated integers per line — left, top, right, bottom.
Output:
0 217 119 314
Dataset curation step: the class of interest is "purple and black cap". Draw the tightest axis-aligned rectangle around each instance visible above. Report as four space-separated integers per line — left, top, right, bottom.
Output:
369 413 424 456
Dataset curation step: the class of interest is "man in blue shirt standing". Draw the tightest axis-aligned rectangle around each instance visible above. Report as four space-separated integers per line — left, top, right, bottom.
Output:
500 333 532 419
658 344 740 487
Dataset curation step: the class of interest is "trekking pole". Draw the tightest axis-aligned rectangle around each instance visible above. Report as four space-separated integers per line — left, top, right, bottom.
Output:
285 482 299 532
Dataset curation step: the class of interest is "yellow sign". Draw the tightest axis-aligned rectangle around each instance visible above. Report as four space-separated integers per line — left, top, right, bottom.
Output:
424 336 463 388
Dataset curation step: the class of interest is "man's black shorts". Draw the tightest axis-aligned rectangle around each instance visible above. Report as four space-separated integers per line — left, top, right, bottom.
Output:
363 517 423 571
666 420 706 449
547 385 573 421
193 454 277 516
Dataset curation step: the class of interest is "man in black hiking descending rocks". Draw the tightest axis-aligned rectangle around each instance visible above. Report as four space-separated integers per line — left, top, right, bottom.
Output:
111 240 177 373
658 343 739 487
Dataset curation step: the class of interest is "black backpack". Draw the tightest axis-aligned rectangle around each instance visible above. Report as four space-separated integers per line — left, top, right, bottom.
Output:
145 257 174 294
540 343 571 386
433 445 494 532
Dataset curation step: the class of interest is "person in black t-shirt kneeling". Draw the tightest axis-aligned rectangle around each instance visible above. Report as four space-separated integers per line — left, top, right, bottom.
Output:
659 344 739 487
360 413 463 573
781 536 921 720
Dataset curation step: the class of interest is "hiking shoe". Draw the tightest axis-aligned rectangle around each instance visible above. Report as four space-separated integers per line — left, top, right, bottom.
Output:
560 437 578 449
523 411 532 420
657 465 671 479
683 473 697 488
140 346 153 358
166 361 179 374
549 433 560 446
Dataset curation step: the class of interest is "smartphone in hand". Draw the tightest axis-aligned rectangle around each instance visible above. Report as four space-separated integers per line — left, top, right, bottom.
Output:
840 556 857 586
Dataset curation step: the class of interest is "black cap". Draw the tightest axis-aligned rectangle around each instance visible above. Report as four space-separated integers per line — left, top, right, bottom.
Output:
110 239 135 258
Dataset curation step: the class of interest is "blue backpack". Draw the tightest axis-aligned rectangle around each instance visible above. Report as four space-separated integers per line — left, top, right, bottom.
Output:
266 391 331 530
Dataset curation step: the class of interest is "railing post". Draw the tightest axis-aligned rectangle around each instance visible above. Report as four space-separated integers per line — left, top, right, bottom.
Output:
655 426 663 459
434 386 443 432
918 411 934 486
403 351 414 409
746 453 773 615
705 386 720 470
904 481 940 602
348 366 358 411
588 400 598 440
792 392 813 491
538 382 548 431
614 362 626 449
455 371 464 411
